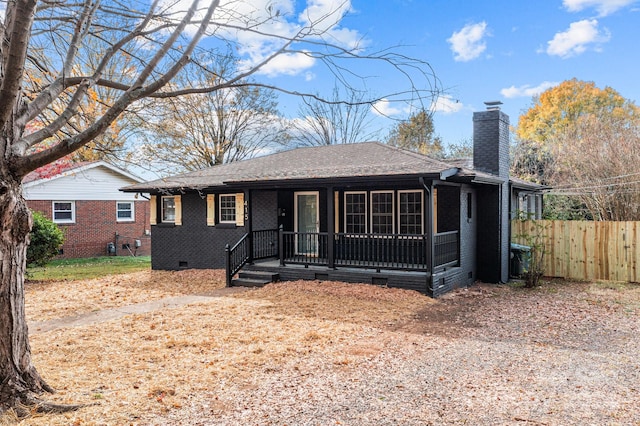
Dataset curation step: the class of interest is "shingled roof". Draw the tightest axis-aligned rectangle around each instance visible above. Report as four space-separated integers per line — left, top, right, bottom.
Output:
121 142 501 193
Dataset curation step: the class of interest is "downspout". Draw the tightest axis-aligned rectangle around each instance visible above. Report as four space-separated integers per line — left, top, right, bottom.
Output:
419 177 436 295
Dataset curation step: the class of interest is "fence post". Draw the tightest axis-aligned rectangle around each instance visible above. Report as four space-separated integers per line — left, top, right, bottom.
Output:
279 224 285 266
225 244 232 287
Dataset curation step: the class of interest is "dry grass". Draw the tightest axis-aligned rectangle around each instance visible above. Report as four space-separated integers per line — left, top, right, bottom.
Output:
25 270 226 321
13 271 432 425
3 273 638 425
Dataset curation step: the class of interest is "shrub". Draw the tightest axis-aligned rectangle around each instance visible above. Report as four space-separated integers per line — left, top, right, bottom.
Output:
513 212 547 288
27 211 64 267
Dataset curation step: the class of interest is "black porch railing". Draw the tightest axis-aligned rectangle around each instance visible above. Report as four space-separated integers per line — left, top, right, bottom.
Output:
227 228 459 283
252 228 279 260
225 234 250 287
278 229 459 271
225 229 279 286
334 233 429 271
434 231 459 268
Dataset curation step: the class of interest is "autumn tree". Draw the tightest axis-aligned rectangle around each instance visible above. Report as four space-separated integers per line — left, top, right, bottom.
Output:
292 85 380 146
385 109 443 158
0 0 438 415
23 37 140 164
512 79 640 220
512 78 640 184
139 53 289 174
443 138 473 160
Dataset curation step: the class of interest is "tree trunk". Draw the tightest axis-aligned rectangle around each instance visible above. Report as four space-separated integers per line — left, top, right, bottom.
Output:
0 173 53 413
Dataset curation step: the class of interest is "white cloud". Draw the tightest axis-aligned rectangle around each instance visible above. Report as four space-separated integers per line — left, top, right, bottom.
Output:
447 22 489 62
431 96 463 114
563 0 637 16
371 99 405 117
545 19 610 58
250 51 317 77
500 81 560 98
158 0 362 78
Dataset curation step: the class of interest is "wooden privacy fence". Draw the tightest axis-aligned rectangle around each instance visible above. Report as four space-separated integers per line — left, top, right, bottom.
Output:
511 220 640 283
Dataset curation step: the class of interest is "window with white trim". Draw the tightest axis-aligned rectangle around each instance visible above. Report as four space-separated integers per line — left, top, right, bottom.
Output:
116 201 134 222
161 196 176 223
52 201 75 223
219 195 236 223
399 190 423 234
345 192 367 234
371 191 394 234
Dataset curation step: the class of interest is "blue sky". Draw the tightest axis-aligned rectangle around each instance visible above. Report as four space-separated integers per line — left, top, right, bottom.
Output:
229 0 640 147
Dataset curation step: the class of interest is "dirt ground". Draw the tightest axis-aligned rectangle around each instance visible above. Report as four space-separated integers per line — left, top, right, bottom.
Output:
4 272 640 425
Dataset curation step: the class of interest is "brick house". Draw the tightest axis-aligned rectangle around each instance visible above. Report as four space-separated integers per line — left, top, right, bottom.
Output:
23 161 151 259
122 105 543 297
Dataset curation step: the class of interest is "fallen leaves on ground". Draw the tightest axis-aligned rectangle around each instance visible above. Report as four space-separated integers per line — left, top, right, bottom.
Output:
25 270 226 321
7 274 639 425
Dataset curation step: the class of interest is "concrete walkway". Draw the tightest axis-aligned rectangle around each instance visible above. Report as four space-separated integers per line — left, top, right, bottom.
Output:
29 286 249 335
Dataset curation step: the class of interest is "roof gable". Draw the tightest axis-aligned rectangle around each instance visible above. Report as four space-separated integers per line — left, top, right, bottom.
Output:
24 161 145 201
23 161 143 187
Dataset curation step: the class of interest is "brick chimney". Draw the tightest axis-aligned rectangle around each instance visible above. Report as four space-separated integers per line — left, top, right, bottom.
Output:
473 101 510 283
473 101 510 178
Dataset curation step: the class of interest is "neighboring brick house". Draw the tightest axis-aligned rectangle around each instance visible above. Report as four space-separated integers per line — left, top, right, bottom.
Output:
23 161 151 259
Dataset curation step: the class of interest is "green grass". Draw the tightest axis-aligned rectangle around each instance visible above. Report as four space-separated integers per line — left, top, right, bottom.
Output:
27 256 151 281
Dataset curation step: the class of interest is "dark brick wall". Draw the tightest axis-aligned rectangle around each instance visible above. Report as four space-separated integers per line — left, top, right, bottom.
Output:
252 190 278 230
151 192 248 270
430 185 477 297
458 186 477 286
435 186 460 233
27 199 150 258
473 108 510 283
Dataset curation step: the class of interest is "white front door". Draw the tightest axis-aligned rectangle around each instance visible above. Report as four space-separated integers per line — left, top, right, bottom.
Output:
294 191 319 255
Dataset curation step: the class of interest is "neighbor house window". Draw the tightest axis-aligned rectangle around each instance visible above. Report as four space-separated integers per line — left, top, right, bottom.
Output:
116 201 134 222
52 201 75 224
345 192 367 234
371 191 394 234
399 190 423 234
219 195 236 223
162 196 176 222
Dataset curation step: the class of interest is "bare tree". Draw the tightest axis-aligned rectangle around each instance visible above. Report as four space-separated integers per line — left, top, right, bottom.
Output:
292 85 380 146
548 114 640 221
139 54 289 174
385 109 443 158
0 0 439 414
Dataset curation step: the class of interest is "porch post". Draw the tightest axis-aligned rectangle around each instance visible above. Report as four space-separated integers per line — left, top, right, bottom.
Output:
420 177 435 295
327 186 335 269
245 189 253 264
429 182 435 274
279 224 285 266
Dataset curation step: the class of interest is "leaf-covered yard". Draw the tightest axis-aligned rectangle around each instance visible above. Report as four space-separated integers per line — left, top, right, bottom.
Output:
7 272 640 425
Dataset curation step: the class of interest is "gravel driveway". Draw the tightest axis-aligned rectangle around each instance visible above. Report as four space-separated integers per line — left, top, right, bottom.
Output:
143 280 640 425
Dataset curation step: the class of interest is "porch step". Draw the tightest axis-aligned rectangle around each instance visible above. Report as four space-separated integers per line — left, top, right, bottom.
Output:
232 270 280 287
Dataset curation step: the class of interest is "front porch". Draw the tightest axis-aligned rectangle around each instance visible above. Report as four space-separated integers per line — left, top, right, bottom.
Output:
225 228 460 295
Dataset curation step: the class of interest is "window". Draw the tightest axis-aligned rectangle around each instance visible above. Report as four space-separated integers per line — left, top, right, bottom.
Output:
219 195 236 223
162 196 176 222
467 192 473 220
345 192 367 234
399 190 423 234
116 201 134 222
52 201 75 223
371 191 394 234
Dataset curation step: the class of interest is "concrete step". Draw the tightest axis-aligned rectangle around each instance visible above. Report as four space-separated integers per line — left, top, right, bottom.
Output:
238 270 280 282
231 277 272 287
